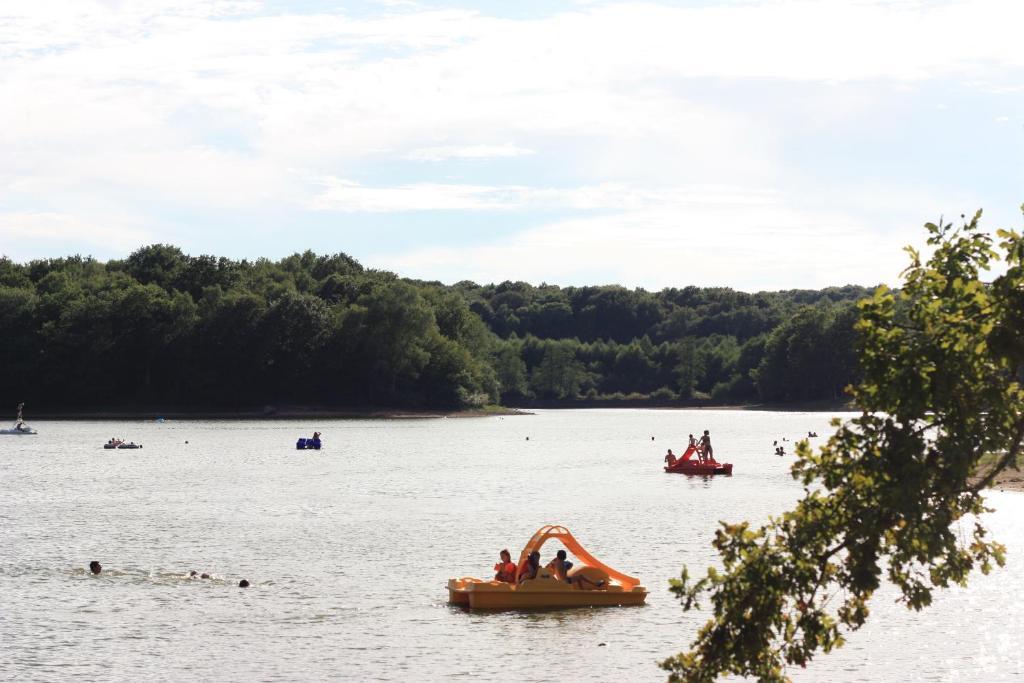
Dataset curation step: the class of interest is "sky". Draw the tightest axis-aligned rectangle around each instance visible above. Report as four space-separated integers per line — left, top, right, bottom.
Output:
1 0 1023 291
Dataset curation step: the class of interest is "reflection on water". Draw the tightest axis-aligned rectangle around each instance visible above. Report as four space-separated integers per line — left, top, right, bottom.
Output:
1 409 1022 681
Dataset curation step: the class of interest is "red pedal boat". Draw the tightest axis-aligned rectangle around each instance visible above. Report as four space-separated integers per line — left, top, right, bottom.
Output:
664 444 733 475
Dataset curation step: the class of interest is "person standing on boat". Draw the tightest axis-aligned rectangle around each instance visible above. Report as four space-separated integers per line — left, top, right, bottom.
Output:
700 430 713 462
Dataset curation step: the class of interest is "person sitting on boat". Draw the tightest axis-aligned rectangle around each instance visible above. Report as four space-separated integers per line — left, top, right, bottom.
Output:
493 549 517 583
517 551 541 583
547 549 606 590
700 430 713 462
545 549 574 582
664 449 677 467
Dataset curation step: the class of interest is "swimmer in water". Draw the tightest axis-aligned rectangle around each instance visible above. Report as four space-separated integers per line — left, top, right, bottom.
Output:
239 579 250 588
89 561 102 575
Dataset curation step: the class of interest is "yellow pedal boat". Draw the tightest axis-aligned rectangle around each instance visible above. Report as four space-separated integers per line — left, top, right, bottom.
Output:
447 525 647 610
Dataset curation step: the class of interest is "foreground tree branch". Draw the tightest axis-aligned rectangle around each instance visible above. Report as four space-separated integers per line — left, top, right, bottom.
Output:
663 208 1024 682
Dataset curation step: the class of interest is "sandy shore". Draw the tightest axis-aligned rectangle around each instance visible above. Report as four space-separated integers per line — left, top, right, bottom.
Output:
975 468 1024 493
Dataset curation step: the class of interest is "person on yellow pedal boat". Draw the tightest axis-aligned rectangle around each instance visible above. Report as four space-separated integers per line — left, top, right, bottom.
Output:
546 549 606 590
517 551 541 583
494 549 517 583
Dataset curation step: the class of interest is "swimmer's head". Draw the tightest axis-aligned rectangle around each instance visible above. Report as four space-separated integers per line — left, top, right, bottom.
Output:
238 579 250 588
201 573 211 579
89 561 102 574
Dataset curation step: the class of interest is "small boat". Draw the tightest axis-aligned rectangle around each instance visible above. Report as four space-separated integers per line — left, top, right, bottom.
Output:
1 402 37 435
0 424 36 435
116 442 142 449
447 525 647 610
103 439 123 449
664 444 732 475
296 432 322 450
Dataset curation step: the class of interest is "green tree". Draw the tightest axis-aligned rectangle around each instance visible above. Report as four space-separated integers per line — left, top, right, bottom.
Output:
493 342 529 400
529 341 586 399
354 281 436 402
663 211 1024 681
673 338 703 399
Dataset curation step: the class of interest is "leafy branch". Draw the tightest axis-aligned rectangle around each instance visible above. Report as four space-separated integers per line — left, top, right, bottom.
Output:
664 208 1024 682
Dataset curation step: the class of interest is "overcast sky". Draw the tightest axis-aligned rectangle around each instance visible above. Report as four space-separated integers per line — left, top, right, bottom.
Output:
1 0 1022 290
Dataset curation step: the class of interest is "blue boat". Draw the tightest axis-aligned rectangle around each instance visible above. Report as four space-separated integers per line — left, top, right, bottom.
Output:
296 432 323 450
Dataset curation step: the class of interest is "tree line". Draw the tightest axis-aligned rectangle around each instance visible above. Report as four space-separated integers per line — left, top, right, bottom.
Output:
0 244 874 410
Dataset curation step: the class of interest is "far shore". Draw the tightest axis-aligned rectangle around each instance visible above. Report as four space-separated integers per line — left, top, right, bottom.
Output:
972 465 1024 494
26 406 532 420
24 398 861 420
984 470 1024 493
22 398 863 419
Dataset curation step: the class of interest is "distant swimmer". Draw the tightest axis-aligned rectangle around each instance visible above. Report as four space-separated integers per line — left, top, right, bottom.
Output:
238 579 250 588
89 561 102 575
201 573 211 579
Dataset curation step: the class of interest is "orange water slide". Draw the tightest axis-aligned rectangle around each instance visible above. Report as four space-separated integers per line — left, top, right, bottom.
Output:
515 525 641 590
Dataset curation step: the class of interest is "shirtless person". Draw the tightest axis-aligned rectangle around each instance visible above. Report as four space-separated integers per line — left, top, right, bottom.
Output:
700 430 713 462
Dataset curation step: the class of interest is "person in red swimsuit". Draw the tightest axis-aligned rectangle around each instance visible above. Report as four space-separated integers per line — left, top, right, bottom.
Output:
494 549 517 583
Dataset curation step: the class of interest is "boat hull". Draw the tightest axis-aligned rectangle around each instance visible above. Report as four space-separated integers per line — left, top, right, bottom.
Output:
447 578 647 610
665 461 732 475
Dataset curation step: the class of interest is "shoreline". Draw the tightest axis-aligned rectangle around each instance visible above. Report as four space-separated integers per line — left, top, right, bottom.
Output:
21 400 856 420
24 406 532 420
973 469 1024 494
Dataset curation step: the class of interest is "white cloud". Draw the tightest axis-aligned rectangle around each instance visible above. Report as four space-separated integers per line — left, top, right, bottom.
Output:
1 0 1021 284
405 143 535 161
372 200 913 291
0 211 153 259
309 178 782 213
309 178 524 211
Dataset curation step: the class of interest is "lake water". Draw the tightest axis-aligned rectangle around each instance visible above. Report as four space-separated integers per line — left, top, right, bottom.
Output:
2 409 1022 682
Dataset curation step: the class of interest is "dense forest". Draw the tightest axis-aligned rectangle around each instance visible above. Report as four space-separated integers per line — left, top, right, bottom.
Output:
0 245 873 410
